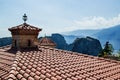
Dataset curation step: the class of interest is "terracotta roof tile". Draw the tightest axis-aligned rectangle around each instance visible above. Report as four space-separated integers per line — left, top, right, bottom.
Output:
0 46 15 80
8 23 41 31
1 46 120 79
34 75 40 80
27 76 34 80
39 37 56 46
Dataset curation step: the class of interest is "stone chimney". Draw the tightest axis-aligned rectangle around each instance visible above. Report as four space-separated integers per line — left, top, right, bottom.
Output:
8 14 42 49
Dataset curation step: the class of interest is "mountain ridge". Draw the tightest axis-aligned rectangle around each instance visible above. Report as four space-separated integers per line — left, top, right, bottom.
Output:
62 25 120 50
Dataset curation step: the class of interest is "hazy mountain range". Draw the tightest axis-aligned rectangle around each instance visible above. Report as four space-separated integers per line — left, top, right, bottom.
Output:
62 29 101 44
62 25 120 50
63 29 101 36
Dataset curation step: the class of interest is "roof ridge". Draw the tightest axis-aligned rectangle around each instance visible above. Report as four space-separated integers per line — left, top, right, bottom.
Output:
8 23 41 31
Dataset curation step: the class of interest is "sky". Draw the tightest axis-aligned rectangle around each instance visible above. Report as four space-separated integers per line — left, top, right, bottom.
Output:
0 0 120 37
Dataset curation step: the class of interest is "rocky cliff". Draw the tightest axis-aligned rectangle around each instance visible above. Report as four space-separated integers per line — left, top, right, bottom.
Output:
50 34 68 50
72 36 102 56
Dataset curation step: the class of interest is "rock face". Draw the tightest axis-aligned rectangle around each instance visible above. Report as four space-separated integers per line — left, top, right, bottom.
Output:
72 36 102 56
50 34 68 50
42 34 102 56
0 37 12 47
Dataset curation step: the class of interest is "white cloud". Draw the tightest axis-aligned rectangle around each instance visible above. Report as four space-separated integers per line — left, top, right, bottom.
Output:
66 14 120 31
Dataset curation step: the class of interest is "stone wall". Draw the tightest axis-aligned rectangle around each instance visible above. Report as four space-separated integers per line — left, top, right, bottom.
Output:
12 35 39 48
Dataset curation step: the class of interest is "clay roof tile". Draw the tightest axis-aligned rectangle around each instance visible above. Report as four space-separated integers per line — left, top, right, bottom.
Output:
8 23 41 31
1 46 120 80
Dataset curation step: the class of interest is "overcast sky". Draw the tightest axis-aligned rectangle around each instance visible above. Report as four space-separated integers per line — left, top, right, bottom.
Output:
0 0 120 37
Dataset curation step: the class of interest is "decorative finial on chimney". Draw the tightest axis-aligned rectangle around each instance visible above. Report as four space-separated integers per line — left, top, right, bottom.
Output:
22 13 27 23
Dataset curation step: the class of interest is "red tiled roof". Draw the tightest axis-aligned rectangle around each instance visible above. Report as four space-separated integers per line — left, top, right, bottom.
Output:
6 46 120 80
0 46 15 80
39 37 56 46
8 23 42 31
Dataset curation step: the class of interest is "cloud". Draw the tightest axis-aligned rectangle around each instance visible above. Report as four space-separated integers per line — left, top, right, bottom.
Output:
66 14 120 31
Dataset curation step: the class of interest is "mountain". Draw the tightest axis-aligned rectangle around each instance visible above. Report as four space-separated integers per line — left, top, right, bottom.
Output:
93 25 120 50
0 37 12 47
62 35 81 44
62 25 120 50
48 34 102 56
49 34 68 50
62 29 101 44
39 34 68 50
71 37 102 56
63 29 101 36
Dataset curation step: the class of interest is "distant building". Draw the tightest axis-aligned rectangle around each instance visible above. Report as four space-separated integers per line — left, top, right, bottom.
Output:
39 36 56 48
8 14 42 49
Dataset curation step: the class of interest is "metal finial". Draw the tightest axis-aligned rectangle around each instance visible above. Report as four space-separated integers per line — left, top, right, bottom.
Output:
22 13 27 23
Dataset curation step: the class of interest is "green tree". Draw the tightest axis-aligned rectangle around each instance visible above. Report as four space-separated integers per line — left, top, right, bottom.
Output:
117 49 120 58
99 41 114 57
